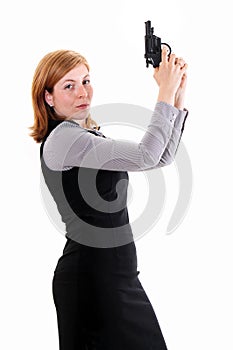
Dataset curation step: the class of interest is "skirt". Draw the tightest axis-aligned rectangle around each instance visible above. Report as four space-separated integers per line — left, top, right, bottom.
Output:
52 237 168 350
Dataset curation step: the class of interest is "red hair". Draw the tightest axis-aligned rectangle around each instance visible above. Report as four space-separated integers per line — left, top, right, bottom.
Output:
28 50 98 143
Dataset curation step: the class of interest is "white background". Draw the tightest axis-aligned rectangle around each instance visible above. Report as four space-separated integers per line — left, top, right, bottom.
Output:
1 0 233 349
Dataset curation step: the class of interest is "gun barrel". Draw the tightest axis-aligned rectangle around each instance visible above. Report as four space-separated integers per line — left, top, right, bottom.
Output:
145 21 152 36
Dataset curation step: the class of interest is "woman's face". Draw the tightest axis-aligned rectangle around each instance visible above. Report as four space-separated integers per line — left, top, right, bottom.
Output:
45 64 93 127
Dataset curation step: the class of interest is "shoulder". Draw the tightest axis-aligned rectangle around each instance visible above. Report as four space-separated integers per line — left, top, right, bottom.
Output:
44 120 107 154
55 120 107 138
46 120 85 141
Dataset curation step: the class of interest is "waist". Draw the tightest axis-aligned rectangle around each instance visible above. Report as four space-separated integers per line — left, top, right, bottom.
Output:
65 216 134 248
58 237 138 273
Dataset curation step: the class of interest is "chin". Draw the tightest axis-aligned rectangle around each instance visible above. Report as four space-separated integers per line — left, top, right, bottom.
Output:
72 109 89 121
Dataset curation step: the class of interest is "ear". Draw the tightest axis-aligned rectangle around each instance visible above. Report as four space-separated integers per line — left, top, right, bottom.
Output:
44 90 54 107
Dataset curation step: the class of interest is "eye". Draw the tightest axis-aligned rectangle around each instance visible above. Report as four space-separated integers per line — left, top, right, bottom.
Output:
64 84 74 90
83 79 90 85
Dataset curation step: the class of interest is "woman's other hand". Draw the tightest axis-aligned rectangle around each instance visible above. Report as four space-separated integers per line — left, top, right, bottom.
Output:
174 69 187 110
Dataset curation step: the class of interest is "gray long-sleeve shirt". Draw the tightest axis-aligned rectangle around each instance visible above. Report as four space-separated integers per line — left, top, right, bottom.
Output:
43 101 188 172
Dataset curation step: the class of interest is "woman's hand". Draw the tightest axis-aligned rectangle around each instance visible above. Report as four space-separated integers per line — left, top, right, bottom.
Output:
154 47 188 107
174 68 187 110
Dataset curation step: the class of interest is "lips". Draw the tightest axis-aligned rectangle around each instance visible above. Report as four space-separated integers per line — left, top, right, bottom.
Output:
76 103 89 109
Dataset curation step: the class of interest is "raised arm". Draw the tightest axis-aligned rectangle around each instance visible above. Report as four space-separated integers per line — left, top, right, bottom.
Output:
43 48 188 172
149 48 188 168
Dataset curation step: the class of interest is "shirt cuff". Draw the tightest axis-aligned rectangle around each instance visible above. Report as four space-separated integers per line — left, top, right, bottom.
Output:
155 101 181 124
174 108 189 131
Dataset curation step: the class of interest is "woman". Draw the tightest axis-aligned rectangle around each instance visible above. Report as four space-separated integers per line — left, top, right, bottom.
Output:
29 47 188 349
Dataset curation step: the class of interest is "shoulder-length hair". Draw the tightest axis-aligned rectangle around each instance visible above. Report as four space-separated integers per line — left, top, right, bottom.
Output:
28 49 98 143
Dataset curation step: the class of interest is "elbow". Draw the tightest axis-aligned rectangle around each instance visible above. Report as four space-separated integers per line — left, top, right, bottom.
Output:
158 155 175 168
158 146 177 167
140 147 162 169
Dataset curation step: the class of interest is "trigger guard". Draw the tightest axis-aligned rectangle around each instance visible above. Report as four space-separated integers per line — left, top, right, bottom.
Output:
161 43 172 55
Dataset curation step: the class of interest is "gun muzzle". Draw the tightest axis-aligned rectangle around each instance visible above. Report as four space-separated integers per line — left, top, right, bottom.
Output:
145 21 152 36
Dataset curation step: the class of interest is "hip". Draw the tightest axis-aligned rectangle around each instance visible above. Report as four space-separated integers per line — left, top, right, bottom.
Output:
53 237 138 275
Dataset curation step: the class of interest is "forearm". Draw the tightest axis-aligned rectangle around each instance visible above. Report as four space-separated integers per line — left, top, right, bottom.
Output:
158 108 188 166
145 104 188 169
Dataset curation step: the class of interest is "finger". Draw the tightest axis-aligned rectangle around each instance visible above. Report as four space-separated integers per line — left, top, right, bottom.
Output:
161 46 169 63
153 67 159 80
161 45 170 54
168 53 176 65
180 73 188 88
175 57 185 67
176 62 188 72
181 63 188 71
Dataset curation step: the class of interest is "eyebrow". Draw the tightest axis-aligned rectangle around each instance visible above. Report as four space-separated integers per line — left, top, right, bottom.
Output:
61 74 90 84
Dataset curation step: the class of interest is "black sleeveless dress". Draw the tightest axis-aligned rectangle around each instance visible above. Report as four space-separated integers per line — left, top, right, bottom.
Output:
40 119 168 350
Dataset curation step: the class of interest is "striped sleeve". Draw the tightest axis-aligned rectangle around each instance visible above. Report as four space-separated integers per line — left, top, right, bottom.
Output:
43 101 186 172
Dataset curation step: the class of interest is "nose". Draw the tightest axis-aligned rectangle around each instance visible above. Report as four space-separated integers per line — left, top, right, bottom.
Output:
76 84 88 98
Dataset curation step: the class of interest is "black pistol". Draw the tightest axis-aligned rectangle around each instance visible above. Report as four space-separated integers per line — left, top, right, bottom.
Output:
144 20 171 68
